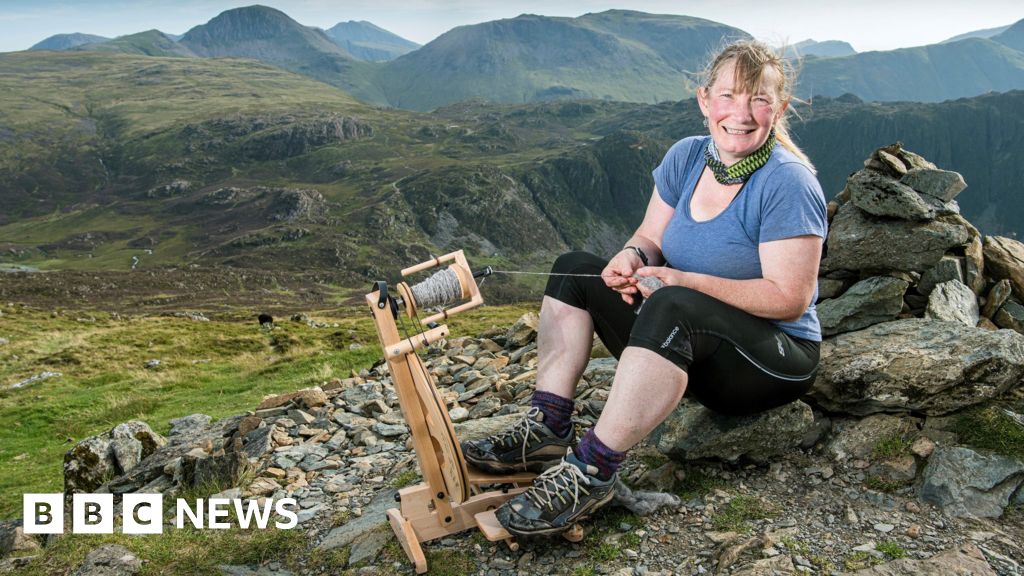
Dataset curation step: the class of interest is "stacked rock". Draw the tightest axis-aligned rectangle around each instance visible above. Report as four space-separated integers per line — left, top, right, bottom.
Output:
818 143 1024 336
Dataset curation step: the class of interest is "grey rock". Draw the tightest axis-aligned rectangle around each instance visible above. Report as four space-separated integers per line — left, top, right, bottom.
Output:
651 399 814 463
370 423 408 437
181 450 248 490
981 279 1012 319
811 319 1024 415
506 312 539 348
219 565 296 576
342 382 384 408
995 300 1024 334
925 280 980 327
818 276 908 336
241 425 275 460
318 488 397 551
817 277 847 300
826 414 920 460
900 168 967 202
104 416 242 495
347 526 393 566
169 414 211 437
449 406 470 423
919 446 1024 518
109 438 143 475
454 412 524 440
332 412 376 430
822 204 969 273
71 544 142 576
849 169 936 221
917 256 964 296
849 544 996 575
468 396 502 419
0 519 40 556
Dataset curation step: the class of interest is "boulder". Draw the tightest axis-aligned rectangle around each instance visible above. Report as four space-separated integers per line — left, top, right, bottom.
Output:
810 319 1024 415
850 543 995 575
506 312 539 348
0 520 40 556
916 256 964 296
919 446 1024 518
963 235 986 295
995 300 1024 335
71 544 142 576
168 414 211 437
817 276 908 336
825 414 920 461
925 280 980 327
900 168 967 202
848 170 936 221
984 236 1024 298
817 277 847 300
822 204 968 273
317 488 397 551
980 279 1012 319
65 421 166 495
651 399 815 463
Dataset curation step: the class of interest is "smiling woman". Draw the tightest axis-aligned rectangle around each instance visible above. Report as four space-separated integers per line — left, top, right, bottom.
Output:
460 39 829 539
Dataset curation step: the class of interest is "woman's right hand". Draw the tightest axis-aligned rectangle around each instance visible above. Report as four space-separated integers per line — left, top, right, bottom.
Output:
602 249 642 305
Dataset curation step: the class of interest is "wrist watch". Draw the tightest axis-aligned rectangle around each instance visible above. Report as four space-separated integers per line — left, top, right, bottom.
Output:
623 246 648 266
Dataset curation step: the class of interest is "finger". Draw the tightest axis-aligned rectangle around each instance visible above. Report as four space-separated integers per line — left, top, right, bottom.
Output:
621 293 634 305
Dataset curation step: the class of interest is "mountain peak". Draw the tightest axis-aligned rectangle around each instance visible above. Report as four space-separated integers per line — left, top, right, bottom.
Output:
30 32 109 51
992 17 1024 52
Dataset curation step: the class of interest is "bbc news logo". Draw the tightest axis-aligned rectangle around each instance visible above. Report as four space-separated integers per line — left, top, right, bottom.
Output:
24 494 299 534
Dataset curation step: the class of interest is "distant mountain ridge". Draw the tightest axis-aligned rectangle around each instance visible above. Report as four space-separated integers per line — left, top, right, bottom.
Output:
20 8 1024 110
324 20 419 62
74 30 195 58
375 10 748 110
30 33 109 50
787 39 856 58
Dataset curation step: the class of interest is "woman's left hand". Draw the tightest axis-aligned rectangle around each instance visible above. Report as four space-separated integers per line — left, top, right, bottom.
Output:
634 266 687 298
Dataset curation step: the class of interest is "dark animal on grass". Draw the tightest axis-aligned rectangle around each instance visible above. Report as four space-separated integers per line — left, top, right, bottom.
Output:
258 313 273 328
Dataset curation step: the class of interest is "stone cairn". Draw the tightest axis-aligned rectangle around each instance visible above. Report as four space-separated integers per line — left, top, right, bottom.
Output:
5 145 1024 575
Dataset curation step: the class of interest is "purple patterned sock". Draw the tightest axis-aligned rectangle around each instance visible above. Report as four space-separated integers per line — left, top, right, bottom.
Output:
574 428 626 481
531 390 574 438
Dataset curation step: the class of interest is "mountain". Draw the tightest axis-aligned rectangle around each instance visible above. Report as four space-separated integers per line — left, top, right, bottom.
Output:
178 5 383 102
787 39 857 58
797 37 1024 101
30 33 109 51
74 30 196 58
942 24 1012 43
991 18 1024 52
324 21 419 62
375 10 748 111
3 50 1023 289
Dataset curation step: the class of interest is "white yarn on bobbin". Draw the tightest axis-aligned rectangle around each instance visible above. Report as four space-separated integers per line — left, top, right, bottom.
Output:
410 266 463 309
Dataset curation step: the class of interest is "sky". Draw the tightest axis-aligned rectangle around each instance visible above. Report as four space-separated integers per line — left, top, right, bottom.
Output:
0 0 1021 54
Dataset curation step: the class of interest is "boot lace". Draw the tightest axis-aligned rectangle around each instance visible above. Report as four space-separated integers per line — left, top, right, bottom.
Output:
524 460 592 512
483 406 548 466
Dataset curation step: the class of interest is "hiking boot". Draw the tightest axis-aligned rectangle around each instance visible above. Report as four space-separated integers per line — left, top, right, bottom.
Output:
461 407 573 474
495 449 616 536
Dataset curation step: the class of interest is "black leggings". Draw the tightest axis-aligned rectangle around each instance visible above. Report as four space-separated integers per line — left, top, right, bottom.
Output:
544 251 819 416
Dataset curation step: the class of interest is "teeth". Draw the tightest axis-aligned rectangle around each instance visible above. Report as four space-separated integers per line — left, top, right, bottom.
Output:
724 127 754 135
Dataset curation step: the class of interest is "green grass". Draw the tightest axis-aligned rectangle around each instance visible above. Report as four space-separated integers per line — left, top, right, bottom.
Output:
711 495 776 533
876 540 906 559
673 466 726 500
872 433 913 460
953 405 1024 460
864 475 906 493
8 524 307 576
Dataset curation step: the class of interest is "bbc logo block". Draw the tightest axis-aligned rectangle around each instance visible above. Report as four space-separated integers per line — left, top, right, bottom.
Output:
23 494 298 534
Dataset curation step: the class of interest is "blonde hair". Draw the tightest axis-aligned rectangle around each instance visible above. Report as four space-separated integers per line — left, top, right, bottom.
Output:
701 40 815 172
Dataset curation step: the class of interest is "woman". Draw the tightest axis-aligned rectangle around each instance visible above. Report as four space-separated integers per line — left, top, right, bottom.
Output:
463 40 827 536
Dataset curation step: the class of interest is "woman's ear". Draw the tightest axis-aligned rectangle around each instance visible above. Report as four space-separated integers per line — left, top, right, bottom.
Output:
775 99 789 122
697 87 709 116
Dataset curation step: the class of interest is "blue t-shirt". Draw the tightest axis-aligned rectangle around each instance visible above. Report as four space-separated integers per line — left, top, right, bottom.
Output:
652 135 827 341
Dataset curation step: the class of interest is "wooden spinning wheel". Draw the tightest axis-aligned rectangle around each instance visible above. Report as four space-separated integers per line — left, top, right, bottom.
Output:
366 250 536 573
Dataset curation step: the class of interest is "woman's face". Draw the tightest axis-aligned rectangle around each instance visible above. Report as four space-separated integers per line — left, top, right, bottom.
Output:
697 59 787 165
